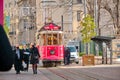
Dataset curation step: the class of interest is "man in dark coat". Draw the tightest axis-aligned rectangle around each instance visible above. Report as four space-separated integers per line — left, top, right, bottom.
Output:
64 47 70 65
14 44 23 74
0 25 14 71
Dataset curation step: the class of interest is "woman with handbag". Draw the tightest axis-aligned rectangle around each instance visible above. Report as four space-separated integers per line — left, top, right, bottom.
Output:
22 44 30 71
29 43 40 74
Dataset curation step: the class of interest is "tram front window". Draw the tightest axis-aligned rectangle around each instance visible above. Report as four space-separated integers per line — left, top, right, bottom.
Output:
40 33 62 45
47 35 58 45
48 37 52 45
47 34 59 45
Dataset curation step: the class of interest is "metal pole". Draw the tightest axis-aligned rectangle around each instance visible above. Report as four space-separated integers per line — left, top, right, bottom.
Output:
84 0 88 55
94 0 98 35
69 0 73 34
117 0 119 32
84 0 87 16
110 41 113 64
94 0 100 57
61 15 63 31
106 45 108 64
102 42 104 64
44 8 47 24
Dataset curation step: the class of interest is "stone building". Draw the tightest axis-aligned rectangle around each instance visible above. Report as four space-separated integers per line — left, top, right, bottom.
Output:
16 0 36 45
4 0 19 45
4 0 36 45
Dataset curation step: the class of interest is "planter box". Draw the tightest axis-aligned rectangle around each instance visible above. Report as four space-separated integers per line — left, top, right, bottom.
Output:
82 55 95 66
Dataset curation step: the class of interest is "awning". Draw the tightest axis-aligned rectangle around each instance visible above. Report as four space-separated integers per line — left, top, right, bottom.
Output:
91 36 115 42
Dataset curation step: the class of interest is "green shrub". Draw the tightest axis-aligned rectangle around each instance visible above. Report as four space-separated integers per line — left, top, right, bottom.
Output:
79 52 85 56
99 51 102 56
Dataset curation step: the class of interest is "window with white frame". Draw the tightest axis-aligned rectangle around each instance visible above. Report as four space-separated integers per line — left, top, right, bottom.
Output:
21 7 30 16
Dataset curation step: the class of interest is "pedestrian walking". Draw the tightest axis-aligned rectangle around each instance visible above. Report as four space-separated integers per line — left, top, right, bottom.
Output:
14 44 24 74
64 47 70 65
29 43 40 74
22 44 30 71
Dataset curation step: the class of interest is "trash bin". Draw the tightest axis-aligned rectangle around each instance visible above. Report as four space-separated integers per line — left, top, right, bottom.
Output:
82 55 95 66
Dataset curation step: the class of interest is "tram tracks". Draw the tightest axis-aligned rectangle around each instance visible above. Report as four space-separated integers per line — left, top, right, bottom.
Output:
47 68 99 80
38 68 65 80
47 68 75 80
59 68 99 80
38 67 99 80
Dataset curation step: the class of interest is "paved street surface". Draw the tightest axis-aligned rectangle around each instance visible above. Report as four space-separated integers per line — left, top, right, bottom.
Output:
0 64 120 80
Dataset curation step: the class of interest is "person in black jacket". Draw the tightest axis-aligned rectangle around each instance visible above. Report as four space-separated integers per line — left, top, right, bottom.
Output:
14 44 23 74
30 43 40 74
22 44 30 71
64 47 70 65
0 24 14 71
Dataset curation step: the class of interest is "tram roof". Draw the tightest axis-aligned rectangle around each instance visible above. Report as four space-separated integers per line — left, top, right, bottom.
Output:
39 30 63 34
38 23 61 32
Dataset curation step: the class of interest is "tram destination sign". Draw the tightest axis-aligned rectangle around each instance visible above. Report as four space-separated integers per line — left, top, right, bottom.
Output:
44 23 61 30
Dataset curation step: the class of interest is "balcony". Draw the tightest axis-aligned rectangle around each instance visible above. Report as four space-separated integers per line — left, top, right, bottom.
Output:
9 31 16 35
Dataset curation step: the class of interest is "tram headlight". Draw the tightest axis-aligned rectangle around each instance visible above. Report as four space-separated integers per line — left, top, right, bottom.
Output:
50 50 55 55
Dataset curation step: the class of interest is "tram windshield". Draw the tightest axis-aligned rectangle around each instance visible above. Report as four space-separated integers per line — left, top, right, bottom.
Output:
40 33 63 45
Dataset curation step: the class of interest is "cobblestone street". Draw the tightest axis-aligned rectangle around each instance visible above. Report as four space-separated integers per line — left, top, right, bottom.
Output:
0 64 120 80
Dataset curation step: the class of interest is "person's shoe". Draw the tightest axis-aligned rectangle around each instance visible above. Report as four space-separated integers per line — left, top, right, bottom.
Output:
33 70 37 74
24 68 28 72
16 72 20 74
35 71 37 74
33 70 35 74
33 72 36 74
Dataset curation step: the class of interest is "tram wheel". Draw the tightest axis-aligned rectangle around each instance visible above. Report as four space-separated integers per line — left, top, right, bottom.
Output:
43 62 47 67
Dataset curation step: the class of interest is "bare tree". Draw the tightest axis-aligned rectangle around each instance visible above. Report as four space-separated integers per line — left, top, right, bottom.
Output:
86 0 102 35
86 0 120 38
86 0 94 17
101 0 120 37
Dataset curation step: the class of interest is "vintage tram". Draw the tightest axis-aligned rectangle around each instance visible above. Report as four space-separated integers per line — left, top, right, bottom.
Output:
38 23 64 67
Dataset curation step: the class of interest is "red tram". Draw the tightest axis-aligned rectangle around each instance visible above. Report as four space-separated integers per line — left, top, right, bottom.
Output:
38 23 64 67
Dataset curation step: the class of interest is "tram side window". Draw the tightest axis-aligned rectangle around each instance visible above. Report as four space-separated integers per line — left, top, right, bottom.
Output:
53 34 58 45
59 34 62 45
40 36 44 45
42 34 47 45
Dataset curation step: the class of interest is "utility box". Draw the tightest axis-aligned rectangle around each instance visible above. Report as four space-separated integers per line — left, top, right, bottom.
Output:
82 55 95 66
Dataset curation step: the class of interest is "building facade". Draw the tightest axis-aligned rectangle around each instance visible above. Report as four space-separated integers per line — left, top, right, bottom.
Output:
4 0 19 46
4 0 37 45
5 0 120 55
16 0 36 45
